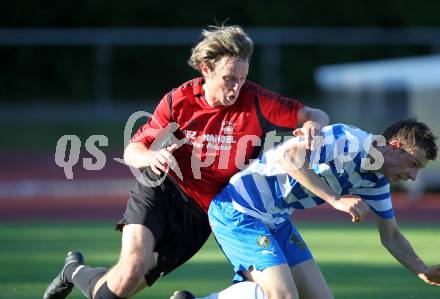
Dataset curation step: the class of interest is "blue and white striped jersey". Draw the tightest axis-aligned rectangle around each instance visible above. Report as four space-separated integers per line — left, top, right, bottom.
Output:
226 124 393 226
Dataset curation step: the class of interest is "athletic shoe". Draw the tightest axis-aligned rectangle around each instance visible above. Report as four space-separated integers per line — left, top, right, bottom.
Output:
43 251 84 299
170 290 196 299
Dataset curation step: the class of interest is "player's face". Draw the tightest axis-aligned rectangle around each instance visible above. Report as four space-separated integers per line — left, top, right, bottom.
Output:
382 146 428 183
202 56 249 107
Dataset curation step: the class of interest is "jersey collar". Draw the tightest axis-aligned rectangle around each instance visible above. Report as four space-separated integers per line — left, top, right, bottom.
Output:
192 77 205 96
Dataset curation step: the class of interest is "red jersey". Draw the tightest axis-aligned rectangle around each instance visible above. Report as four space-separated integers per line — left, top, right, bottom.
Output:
131 77 304 211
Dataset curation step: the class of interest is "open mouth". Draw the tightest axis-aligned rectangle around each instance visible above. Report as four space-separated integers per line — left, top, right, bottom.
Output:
225 95 236 103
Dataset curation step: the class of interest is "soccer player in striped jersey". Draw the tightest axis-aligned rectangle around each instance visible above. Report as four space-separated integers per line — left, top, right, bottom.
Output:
172 119 439 299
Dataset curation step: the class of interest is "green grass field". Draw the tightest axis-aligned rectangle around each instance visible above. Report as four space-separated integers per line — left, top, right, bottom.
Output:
1 221 439 299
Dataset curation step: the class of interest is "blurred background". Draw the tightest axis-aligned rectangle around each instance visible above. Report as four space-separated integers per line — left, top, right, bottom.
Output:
1 0 440 209
1 1 440 298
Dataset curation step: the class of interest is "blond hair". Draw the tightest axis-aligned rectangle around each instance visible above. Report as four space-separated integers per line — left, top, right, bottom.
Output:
188 25 254 72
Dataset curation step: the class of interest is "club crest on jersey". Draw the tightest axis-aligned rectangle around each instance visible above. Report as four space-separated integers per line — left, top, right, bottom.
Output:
256 235 271 248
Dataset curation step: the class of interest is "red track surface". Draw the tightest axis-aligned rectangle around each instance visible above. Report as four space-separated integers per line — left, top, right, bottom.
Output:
1 192 439 222
293 193 440 223
1 152 439 222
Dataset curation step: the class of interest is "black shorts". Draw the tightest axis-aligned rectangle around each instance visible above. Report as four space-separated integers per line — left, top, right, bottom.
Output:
116 168 211 286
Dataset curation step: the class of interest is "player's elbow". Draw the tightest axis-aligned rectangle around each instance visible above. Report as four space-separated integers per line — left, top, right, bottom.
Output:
300 107 329 127
312 108 329 125
380 230 400 251
123 147 133 167
123 143 133 162
380 236 392 249
123 142 148 169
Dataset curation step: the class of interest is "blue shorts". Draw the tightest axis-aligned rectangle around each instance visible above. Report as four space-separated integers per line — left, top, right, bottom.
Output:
208 190 313 283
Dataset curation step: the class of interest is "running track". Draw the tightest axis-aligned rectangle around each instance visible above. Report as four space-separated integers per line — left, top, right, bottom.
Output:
1 152 439 222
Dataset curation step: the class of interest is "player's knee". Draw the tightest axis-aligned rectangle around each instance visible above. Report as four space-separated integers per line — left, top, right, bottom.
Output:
264 287 299 299
270 294 299 299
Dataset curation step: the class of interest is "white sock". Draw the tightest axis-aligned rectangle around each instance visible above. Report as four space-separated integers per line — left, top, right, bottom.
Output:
197 282 267 299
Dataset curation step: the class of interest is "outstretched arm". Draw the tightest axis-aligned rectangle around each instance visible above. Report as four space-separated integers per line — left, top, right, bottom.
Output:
277 138 370 222
376 217 440 286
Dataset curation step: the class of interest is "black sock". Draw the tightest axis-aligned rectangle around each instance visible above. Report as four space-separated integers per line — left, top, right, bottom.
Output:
71 266 107 299
64 262 82 283
94 282 126 299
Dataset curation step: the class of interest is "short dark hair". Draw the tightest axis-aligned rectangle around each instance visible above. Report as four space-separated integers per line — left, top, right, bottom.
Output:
382 119 437 161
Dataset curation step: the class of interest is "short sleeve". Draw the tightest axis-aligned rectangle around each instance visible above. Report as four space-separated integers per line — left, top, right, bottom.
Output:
351 181 394 219
257 89 304 130
130 92 172 148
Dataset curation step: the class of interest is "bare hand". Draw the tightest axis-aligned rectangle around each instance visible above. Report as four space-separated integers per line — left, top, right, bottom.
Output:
330 195 370 223
149 144 178 175
419 265 440 286
293 124 323 151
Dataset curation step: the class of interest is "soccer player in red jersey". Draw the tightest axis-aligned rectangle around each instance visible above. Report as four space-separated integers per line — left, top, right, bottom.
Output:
44 25 329 299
